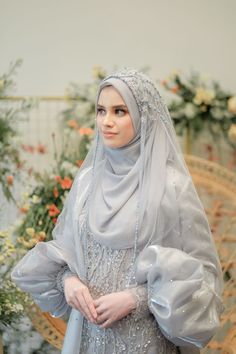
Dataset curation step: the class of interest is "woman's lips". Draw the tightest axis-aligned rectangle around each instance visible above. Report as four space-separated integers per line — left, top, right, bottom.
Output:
102 131 117 138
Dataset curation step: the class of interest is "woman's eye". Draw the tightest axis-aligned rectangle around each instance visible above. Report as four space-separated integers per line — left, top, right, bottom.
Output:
115 109 126 117
97 108 105 116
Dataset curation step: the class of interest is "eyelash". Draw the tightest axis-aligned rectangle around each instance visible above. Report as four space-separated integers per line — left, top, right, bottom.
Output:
97 108 105 115
116 109 126 116
97 108 126 116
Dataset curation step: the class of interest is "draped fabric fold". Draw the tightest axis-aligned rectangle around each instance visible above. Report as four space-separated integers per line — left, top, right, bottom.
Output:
135 245 222 348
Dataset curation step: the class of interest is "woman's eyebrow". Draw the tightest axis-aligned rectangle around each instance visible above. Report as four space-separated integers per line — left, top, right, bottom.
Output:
97 104 127 109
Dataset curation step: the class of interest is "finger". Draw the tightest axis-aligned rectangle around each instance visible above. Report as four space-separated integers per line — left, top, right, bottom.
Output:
68 293 92 321
83 290 98 319
72 297 84 312
100 318 112 329
94 298 102 308
79 292 96 323
96 311 109 324
67 298 86 317
96 304 106 315
94 294 106 308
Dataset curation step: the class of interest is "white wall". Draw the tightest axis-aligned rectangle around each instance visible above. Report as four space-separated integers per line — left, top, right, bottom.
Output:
1 0 236 95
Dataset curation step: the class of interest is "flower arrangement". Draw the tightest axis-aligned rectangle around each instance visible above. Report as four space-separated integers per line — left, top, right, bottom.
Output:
0 59 34 202
13 67 106 248
16 162 77 248
60 66 106 161
161 70 236 145
0 230 32 326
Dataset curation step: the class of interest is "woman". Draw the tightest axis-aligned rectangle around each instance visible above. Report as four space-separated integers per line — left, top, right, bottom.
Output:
12 68 223 354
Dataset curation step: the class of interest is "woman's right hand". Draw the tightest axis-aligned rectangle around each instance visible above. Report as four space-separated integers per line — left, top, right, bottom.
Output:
64 276 97 323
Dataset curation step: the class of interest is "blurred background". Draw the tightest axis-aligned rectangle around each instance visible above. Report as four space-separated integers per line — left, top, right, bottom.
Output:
0 1 236 353
1 0 236 95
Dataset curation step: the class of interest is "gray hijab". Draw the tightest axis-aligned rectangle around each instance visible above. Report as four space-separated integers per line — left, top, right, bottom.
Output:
87 75 168 250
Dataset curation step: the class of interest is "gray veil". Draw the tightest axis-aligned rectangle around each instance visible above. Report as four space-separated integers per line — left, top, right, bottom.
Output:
53 68 222 280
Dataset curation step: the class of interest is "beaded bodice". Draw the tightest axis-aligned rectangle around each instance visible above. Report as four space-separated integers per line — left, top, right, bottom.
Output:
79 230 178 354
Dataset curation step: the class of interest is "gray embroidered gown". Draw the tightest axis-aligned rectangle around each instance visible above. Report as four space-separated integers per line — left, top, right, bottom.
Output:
56 205 178 354
77 231 177 354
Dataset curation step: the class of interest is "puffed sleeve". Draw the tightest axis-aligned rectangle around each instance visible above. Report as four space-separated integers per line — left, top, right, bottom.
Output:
136 245 223 348
11 241 74 317
135 165 224 349
11 169 88 318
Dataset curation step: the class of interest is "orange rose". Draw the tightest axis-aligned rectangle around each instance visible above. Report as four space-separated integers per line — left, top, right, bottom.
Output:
160 80 168 86
37 144 46 154
53 187 59 198
171 86 179 94
47 204 60 217
67 119 79 129
52 218 58 224
55 175 62 183
60 177 73 190
6 175 14 186
79 127 94 136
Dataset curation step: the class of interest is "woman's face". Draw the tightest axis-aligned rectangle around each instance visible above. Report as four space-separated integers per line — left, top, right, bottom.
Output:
96 86 135 149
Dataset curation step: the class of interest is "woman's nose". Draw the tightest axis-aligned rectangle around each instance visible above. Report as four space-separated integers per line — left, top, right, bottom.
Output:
103 112 115 126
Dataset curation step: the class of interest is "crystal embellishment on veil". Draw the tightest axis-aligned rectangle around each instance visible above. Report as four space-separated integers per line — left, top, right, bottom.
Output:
103 68 170 124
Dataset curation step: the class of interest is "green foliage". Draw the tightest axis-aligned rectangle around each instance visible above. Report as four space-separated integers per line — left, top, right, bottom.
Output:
0 231 33 326
0 60 35 202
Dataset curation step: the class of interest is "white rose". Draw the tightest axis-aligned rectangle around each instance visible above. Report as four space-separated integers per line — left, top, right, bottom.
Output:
210 107 223 120
61 161 78 176
184 103 197 119
31 195 41 204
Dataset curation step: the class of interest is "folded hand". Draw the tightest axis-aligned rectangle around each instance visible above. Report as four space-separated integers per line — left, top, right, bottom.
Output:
64 276 97 323
94 290 137 328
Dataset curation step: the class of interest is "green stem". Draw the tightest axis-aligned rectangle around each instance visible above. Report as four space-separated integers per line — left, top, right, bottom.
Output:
184 124 192 154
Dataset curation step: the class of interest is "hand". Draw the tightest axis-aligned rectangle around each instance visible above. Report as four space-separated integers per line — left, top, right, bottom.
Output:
94 290 137 329
64 276 97 323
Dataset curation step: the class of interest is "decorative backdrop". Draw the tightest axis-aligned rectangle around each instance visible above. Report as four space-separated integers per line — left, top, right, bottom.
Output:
0 62 236 353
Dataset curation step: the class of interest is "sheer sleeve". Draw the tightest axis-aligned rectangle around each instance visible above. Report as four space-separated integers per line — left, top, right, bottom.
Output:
11 170 88 318
11 241 72 317
135 168 224 349
136 245 223 348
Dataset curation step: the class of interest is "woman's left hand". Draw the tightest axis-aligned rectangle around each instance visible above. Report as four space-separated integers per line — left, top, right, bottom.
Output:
94 290 137 328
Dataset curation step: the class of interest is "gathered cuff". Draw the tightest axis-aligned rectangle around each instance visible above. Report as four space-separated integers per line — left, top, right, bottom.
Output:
56 265 78 293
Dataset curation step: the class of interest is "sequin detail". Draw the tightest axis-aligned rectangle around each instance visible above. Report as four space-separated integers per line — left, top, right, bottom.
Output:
79 230 178 354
